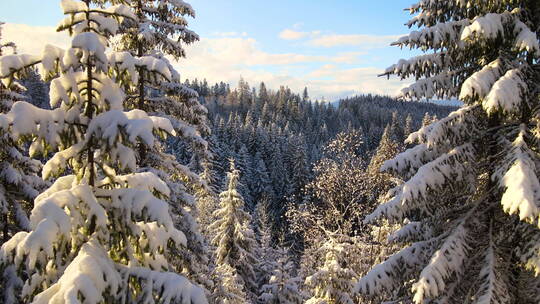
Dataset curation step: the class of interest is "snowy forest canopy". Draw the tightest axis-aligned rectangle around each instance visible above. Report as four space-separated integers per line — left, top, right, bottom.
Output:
0 0 540 304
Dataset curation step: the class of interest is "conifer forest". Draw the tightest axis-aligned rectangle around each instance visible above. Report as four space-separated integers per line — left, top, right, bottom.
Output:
0 0 539 303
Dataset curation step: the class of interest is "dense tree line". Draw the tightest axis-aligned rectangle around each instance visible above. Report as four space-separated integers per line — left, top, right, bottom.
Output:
182 78 454 246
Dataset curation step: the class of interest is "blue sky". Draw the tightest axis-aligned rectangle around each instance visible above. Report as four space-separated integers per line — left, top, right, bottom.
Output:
0 0 418 100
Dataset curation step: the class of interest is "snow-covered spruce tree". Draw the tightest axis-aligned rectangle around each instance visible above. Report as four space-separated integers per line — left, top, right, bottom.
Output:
421 112 434 128
304 236 359 304
0 22 47 303
0 21 44 244
235 144 254 212
109 0 212 287
259 248 303 304
367 124 401 201
210 160 258 301
21 68 51 110
196 135 224 239
358 1 540 303
404 113 414 139
211 263 249 304
250 151 272 210
254 202 276 291
0 1 207 303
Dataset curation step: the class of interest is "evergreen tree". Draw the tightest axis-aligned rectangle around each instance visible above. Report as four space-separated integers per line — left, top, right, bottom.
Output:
212 264 249 304
238 77 252 109
404 113 414 139
0 2 206 303
254 199 277 290
0 24 46 292
367 124 400 175
302 87 309 102
196 136 223 237
22 68 50 109
113 0 212 286
236 144 254 211
304 237 359 304
359 1 540 303
259 248 303 304
210 160 259 300
250 152 272 208
421 112 432 127
268 143 287 238
390 111 404 143
367 124 401 200
0 23 47 304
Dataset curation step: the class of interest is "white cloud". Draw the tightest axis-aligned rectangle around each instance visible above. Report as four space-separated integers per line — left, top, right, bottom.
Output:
279 29 308 40
3 23 70 55
278 28 321 41
305 65 409 98
331 51 366 64
212 31 248 37
2 23 407 101
308 34 402 48
179 36 356 67
177 37 408 100
278 25 402 49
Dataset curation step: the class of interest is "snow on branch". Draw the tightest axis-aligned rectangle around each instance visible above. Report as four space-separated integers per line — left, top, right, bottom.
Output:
494 126 540 228
356 239 433 296
461 12 511 42
395 19 470 50
60 0 136 35
113 172 171 197
42 143 84 179
514 20 540 57
96 187 182 235
154 112 207 148
31 239 120 303
120 265 208 304
87 109 174 148
483 68 527 116
399 69 462 100
0 54 40 86
367 143 476 223
384 53 445 79
41 44 66 79
72 32 108 69
412 221 470 303
406 105 480 149
60 0 88 14
28 238 207 304
459 58 504 102
168 0 196 16
388 221 429 244
1 182 107 271
461 10 540 58
473 236 511 304
108 52 175 85
4 101 67 153
381 144 439 178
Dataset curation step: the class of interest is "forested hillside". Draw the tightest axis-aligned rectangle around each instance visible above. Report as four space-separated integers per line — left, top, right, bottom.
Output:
176 79 454 246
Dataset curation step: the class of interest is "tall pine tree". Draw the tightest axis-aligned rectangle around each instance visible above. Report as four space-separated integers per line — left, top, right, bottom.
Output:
0 22 47 302
0 1 206 302
210 160 259 301
359 1 540 303
259 248 303 304
111 0 212 286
